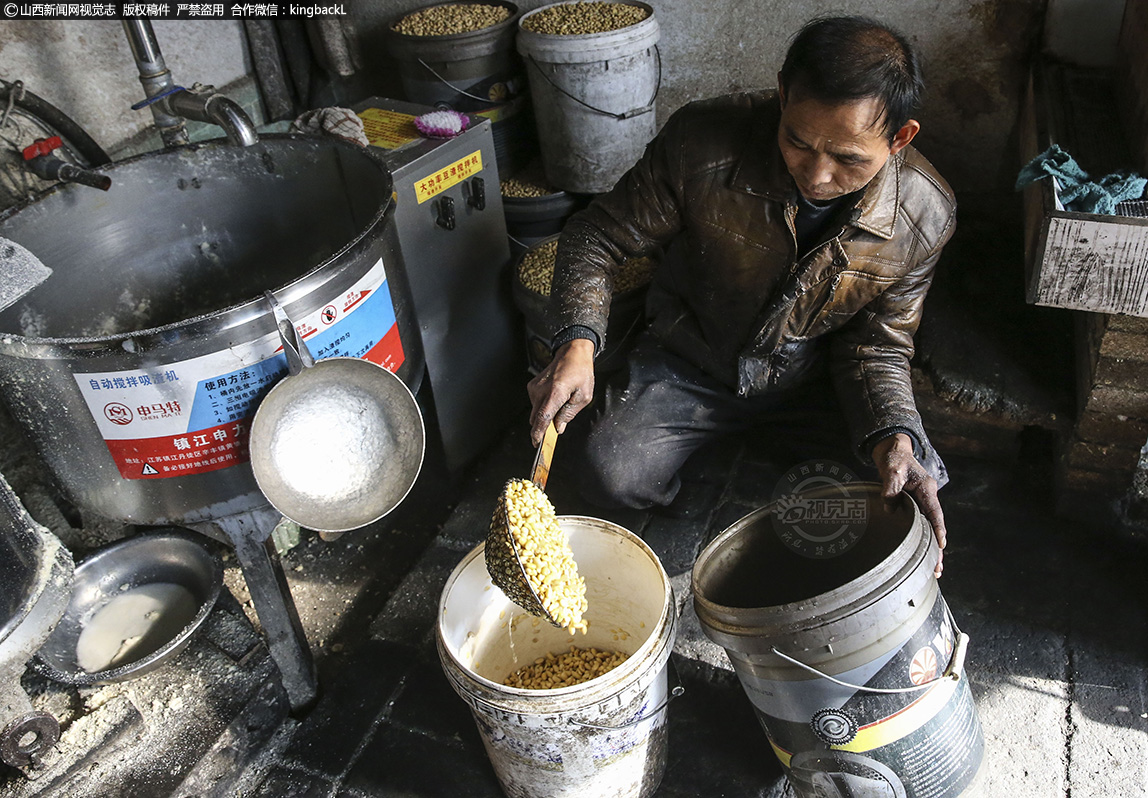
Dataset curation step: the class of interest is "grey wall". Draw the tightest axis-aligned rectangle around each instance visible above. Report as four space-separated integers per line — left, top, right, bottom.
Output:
0 20 251 155
0 2 1071 192
1044 0 1126 67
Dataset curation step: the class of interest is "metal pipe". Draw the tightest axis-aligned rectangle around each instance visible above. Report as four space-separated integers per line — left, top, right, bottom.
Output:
205 95 259 147
25 155 112 191
122 19 189 148
123 20 257 148
122 18 164 71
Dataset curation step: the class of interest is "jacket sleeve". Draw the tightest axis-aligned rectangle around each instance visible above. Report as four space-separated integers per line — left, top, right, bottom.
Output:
546 109 689 351
830 207 956 463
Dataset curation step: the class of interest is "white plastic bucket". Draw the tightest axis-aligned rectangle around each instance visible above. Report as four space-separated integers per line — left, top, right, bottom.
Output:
516 1 660 194
437 515 676 798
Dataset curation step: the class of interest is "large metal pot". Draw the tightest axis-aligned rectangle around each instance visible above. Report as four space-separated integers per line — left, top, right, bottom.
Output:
0 135 423 526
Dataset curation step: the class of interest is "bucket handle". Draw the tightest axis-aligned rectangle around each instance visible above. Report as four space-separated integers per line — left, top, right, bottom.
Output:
566 656 684 731
525 44 662 120
769 614 970 696
417 58 506 106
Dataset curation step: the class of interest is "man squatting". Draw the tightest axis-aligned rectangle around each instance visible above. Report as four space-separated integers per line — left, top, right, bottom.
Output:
528 16 954 577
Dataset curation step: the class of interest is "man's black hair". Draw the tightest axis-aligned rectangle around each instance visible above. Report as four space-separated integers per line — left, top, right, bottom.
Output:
779 16 924 141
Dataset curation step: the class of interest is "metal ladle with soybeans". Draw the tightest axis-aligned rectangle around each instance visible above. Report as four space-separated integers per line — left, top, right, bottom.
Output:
485 422 589 633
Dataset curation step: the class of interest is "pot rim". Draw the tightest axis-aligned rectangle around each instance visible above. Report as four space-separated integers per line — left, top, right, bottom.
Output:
0 134 394 354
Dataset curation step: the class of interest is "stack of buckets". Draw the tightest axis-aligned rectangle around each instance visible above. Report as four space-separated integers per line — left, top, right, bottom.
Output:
386 0 663 378
386 0 661 193
437 484 985 798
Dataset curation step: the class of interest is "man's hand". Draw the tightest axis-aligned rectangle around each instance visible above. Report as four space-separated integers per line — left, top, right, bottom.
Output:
871 433 946 578
528 339 596 446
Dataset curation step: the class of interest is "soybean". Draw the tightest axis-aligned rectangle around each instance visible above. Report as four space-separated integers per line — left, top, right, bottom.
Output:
505 645 629 689
502 162 560 198
500 479 588 633
393 3 510 36
521 1 648 35
518 240 560 296
501 176 560 198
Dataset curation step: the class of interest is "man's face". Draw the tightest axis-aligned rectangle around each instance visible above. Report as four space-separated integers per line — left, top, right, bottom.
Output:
777 86 917 202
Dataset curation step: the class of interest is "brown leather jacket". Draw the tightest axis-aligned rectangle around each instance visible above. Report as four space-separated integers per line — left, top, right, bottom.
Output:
549 90 956 463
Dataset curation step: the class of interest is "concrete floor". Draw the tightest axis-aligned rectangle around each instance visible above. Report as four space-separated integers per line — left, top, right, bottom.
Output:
3 402 1148 797
203 418 1148 796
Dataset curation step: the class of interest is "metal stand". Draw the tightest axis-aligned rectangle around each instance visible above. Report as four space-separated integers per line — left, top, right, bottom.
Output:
202 508 317 713
0 475 73 774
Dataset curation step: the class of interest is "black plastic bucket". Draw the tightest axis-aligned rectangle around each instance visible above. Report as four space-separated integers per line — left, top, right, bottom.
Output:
693 483 984 798
503 190 587 253
386 1 536 174
510 235 647 374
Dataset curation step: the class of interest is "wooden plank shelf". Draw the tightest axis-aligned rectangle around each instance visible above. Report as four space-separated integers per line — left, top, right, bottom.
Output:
1020 62 1148 317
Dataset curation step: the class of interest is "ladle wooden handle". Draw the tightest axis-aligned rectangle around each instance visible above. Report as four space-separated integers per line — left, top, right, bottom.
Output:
531 421 558 490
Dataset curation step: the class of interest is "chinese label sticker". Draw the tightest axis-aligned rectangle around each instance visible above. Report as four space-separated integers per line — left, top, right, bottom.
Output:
414 150 482 204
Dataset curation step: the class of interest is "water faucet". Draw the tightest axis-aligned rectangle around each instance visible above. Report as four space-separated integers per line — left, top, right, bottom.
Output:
166 84 260 148
22 136 112 191
122 20 258 148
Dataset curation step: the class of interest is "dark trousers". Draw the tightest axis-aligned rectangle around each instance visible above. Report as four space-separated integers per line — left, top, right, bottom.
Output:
580 335 862 510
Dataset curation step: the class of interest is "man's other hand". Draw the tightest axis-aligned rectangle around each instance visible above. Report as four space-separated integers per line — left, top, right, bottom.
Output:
871 433 946 578
528 339 596 446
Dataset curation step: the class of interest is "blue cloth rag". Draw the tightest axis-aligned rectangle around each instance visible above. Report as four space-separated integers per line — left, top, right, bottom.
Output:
1016 144 1147 215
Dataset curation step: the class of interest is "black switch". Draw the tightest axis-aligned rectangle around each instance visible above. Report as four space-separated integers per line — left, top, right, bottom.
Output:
468 176 486 211
436 195 456 230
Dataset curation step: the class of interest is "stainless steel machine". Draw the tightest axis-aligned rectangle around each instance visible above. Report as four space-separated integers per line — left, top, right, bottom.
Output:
0 31 521 747
357 97 523 471
0 134 425 713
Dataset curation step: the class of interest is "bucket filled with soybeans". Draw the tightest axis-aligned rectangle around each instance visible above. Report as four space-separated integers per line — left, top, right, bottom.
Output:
387 1 535 173
517 1 661 193
437 507 676 798
512 234 656 374
501 161 589 252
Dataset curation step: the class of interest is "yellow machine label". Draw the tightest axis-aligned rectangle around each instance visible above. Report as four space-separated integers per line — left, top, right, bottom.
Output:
415 151 483 204
357 108 419 150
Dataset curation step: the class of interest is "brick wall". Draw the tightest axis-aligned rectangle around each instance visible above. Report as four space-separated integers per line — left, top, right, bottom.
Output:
1058 312 1148 508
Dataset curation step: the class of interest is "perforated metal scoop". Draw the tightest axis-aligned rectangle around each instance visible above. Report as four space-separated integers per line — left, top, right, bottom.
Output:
484 422 560 624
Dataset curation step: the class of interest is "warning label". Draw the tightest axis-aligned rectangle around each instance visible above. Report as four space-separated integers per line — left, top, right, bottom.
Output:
74 258 405 480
